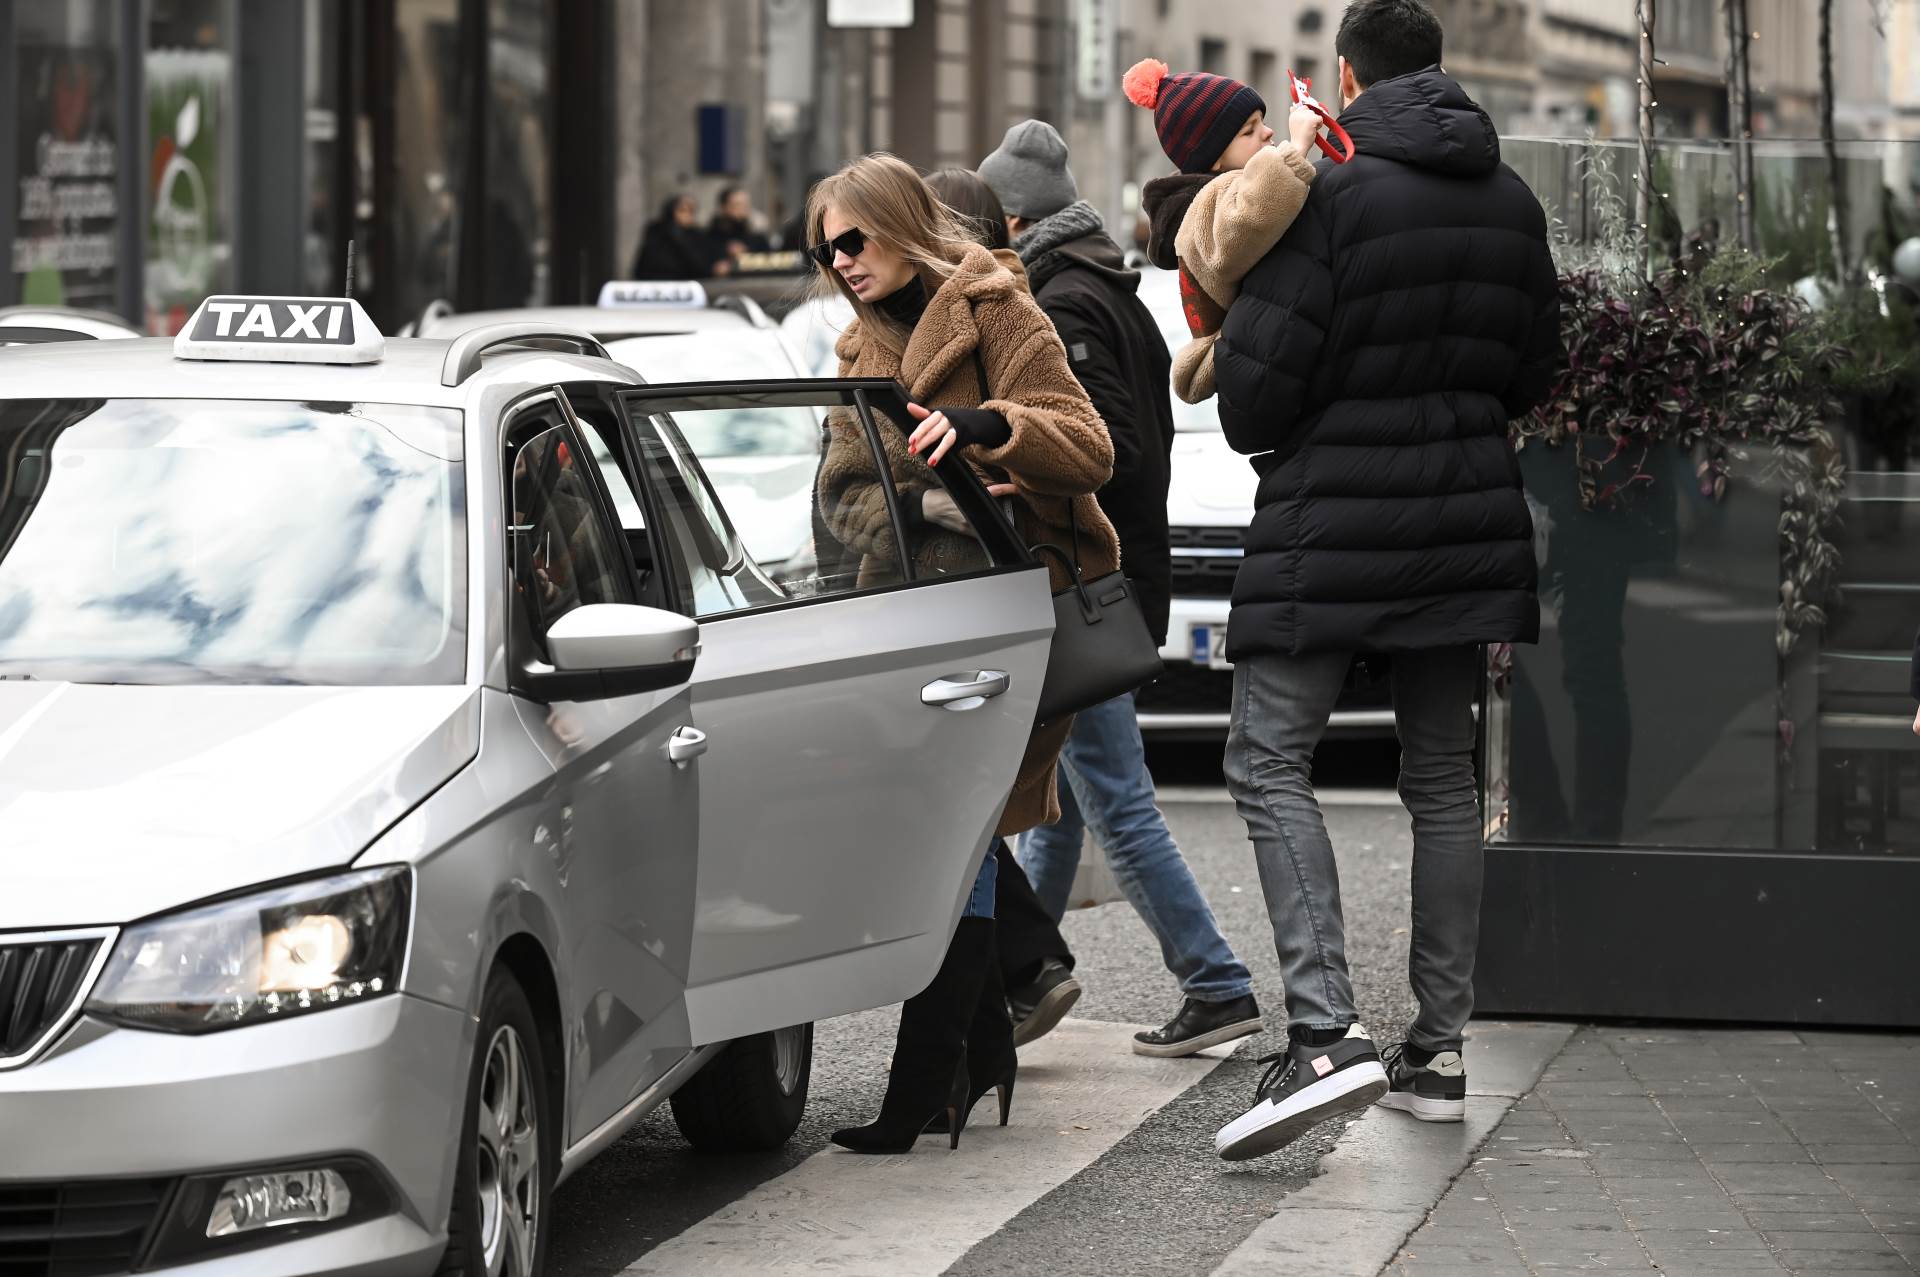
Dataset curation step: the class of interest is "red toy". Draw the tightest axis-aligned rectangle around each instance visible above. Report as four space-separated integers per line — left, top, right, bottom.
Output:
1288 68 1355 164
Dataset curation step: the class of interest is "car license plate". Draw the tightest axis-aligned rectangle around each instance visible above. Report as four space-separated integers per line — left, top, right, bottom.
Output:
1190 624 1233 671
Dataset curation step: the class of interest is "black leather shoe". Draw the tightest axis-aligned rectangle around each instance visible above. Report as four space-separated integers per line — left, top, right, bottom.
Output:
1006 959 1081 1047
1132 994 1263 1058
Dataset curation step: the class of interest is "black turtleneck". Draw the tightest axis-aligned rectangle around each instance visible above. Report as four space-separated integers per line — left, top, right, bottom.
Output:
876 274 929 332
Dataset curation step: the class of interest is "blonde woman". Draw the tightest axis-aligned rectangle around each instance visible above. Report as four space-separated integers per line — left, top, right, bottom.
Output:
809 153 1120 1153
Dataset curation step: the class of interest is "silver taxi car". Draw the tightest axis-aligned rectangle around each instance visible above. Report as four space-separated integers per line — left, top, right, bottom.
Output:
0 296 1056 1276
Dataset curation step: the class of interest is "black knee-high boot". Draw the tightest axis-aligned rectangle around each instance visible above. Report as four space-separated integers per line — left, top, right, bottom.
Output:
926 948 1018 1134
831 916 994 1153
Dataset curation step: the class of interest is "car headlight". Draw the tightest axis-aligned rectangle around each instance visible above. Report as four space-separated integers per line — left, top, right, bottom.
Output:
85 866 411 1033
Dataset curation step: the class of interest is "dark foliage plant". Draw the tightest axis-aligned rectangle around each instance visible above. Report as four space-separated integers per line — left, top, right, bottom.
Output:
1512 253 1849 655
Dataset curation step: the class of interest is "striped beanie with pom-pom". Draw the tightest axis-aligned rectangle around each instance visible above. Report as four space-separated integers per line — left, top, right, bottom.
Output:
1123 58 1268 175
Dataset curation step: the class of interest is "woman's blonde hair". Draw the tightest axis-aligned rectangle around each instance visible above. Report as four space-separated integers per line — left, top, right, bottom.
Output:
806 153 981 351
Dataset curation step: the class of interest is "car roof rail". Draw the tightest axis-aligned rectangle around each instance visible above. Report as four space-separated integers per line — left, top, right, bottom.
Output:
440 323 611 386
711 294 774 328
0 326 101 346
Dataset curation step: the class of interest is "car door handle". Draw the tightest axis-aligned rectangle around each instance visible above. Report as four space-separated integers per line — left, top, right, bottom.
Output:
667 726 708 767
921 670 1011 711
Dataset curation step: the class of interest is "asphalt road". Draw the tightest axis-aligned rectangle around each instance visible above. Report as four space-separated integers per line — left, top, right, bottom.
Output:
550 738 1411 1276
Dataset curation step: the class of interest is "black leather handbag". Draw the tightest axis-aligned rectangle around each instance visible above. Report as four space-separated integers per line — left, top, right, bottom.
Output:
965 338 1162 724
1029 506 1166 726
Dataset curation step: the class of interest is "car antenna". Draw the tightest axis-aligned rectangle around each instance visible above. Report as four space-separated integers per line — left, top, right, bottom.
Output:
343 239 357 299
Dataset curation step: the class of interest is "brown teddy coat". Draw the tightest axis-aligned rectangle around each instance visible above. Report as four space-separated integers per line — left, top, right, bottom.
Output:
1160 144 1316 403
819 241 1121 836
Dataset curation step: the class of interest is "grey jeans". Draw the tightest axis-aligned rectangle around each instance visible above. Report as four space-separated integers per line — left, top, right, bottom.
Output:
1223 647 1483 1051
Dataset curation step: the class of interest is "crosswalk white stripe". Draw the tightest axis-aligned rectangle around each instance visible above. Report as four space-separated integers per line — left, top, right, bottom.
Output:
620 1020 1236 1275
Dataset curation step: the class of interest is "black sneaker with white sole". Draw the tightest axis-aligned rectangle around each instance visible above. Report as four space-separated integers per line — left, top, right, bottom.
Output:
1376 1042 1467 1122
1214 1024 1388 1161
1007 959 1082 1048
1133 994 1263 1058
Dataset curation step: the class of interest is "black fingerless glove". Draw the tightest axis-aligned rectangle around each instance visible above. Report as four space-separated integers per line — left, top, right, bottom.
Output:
932 406 1012 452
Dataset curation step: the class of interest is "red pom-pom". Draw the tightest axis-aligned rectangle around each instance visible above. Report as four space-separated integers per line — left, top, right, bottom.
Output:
1124 58 1168 109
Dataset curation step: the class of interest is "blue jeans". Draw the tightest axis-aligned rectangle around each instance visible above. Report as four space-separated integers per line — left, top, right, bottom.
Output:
1018 693 1252 1003
1223 647 1482 1051
962 845 997 919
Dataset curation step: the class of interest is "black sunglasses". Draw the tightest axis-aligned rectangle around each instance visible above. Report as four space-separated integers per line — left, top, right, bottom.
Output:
807 227 867 269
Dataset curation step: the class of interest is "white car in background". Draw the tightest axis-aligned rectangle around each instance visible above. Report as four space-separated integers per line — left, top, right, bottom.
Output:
0 305 143 343
420 284 823 580
1133 268 1394 739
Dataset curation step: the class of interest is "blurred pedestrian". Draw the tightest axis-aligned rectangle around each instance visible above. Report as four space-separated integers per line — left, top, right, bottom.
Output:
1208 0 1561 1161
709 186 771 258
808 153 1118 1152
631 194 729 280
978 120 1264 1059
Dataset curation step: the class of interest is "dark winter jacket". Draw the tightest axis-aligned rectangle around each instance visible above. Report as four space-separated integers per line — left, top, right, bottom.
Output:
1020 217 1178 644
708 214 770 254
631 220 722 281
1215 67 1562 659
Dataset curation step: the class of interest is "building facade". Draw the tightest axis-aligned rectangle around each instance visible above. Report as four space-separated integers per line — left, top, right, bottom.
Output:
6 0 1910 333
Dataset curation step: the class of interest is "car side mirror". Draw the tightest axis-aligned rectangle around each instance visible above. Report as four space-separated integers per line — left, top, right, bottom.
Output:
523 604 700 701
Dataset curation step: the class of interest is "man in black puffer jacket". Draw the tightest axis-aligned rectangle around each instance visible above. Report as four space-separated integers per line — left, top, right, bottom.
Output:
1209 0 1563 1164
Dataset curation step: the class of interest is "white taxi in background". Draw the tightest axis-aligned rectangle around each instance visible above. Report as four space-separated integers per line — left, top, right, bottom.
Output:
419 282 823 584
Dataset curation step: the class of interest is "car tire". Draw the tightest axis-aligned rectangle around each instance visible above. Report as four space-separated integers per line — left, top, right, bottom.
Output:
668 1023 813 1153
436 969 555 1277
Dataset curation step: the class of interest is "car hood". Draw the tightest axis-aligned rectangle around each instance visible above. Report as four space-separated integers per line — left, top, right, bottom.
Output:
1167 432 1257 527
0 683 480 929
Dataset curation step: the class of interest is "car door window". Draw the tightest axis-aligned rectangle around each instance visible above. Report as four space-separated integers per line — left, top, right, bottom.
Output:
505 407 632 658
619 384 1023 621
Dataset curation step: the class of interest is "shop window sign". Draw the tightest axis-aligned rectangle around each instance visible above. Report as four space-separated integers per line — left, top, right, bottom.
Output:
11 40 120 311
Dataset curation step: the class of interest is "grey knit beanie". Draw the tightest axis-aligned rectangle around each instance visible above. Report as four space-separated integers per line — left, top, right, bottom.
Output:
978 120 1080 220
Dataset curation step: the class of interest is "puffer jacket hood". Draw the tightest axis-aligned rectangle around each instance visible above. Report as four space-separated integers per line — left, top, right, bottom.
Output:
1336 66 1499 178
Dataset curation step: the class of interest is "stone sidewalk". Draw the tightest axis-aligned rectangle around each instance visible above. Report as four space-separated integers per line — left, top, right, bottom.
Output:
1388 1026 1920 1276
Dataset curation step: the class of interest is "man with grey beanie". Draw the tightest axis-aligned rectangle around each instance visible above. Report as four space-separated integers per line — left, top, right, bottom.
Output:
981 120 1266 1059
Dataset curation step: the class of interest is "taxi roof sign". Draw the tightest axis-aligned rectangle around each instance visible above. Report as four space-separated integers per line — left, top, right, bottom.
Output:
596 280 708 309
173 296 383 364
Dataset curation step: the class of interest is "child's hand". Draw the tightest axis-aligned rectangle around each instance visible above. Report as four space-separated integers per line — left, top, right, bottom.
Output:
1288 104 1324 155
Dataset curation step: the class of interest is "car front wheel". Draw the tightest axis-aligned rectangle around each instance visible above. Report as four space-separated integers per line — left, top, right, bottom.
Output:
668 1023 813 1152
437 969 554 1277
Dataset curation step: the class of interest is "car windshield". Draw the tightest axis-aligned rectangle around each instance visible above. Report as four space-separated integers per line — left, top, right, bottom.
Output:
1136 267 1223 433
0 398 465 685
603 330 821 458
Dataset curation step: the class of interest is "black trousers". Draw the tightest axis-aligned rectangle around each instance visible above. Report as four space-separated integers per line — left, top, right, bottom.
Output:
990 839 1073 987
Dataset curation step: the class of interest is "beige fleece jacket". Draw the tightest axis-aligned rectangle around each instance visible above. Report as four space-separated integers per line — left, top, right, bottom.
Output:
1171 143 1318 403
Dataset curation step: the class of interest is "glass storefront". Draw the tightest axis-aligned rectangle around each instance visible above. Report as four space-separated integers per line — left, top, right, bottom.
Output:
1478 138 1919 1027
1490 138 1920 860
5 0 580 331
8 0 123 313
